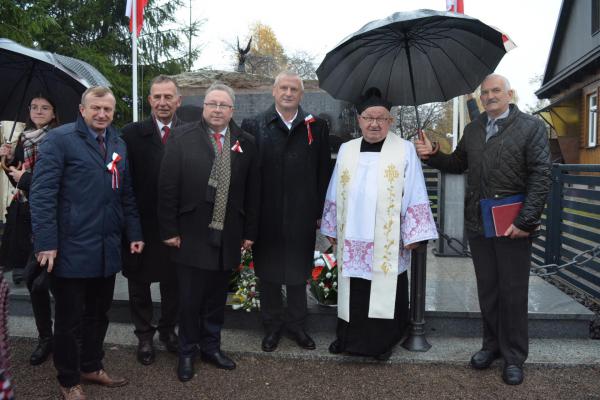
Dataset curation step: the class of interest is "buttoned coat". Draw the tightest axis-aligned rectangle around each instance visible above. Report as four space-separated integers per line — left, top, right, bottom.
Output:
241 105 331 285
30 116 142 278
157 119 260 271
121 116 186 282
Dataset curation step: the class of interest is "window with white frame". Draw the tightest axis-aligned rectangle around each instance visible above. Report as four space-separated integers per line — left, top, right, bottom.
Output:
588 92 597 147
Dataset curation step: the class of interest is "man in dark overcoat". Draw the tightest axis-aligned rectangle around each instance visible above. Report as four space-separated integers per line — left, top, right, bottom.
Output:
121 75 183 365
158 82 259 382
30 86 144 399
241 71 331 352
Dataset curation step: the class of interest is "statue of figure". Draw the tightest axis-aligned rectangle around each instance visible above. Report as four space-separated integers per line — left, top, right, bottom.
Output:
236 37 252 73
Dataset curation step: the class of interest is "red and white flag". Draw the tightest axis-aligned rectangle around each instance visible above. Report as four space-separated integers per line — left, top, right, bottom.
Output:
125 0 148 37
446 0 464 13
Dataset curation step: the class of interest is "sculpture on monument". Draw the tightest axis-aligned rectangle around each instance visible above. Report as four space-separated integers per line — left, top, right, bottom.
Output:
236 37 252 73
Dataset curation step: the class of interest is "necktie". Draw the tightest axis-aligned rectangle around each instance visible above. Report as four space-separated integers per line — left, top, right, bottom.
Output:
485 119 497 142
213 133 223 153
162 125 170 144
97 134 106 159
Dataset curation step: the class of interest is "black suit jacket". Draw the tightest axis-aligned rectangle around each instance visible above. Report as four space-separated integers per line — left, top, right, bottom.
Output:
157 119 260 271
121 116 186 282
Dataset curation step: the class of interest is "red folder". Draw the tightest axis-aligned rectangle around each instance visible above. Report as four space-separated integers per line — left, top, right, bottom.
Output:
491 202 523 236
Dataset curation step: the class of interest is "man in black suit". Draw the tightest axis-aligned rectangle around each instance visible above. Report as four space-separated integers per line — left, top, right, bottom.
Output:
158 82 260 382
121 75 183 365
241 71 330 353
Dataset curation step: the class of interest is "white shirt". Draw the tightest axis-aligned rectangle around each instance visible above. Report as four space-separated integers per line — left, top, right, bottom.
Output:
276 108 298 130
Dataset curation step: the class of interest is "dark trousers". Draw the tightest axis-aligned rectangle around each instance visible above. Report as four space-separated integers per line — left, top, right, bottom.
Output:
127 277 178 341
259 281 307 334
468 235 532 366
176 264 229 357
31 287 53 339
50 274 116 388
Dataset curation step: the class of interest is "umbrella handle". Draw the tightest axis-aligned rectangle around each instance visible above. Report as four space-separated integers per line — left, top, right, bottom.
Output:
0 156 21 172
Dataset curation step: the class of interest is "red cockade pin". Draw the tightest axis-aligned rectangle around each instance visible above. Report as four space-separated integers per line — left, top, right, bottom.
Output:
304 114 316 145
106 152 122 190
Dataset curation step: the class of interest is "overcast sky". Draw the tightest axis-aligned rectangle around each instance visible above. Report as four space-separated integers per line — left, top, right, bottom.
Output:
175 0 563 109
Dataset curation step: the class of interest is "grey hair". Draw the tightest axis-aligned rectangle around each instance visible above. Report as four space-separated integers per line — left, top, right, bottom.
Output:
205 81 235 105
482 73 511 91
80 86 114 106
149 75 180 96
273 71 304 91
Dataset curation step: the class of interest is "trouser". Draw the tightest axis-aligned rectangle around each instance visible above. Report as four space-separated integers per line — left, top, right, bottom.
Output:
31 286 53 339
468 235 532 366
50 274 116 388
259 281 307 334
127 277 178 341
176 264 229 356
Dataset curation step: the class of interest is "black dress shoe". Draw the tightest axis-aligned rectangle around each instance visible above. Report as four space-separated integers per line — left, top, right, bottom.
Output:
30 337 52 366
374 349 393 361
502 364 524 385
261 331 281 352
289 331 316 350
177 355 195 382
159 331 179 354
137 339 155 366
328 339 343 354
470 349 501 370
201 350 236 370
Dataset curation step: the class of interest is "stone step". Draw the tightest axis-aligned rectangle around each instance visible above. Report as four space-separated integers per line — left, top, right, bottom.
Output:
8 315 600 366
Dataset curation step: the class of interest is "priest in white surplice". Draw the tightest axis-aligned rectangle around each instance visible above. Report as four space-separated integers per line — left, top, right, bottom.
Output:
321 88 438 360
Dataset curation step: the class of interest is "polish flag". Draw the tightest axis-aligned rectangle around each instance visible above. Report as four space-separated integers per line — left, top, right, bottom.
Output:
446 0 464 14
125 0 148 37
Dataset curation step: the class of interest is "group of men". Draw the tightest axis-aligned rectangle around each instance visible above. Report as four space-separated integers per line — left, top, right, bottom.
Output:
27 69 549 400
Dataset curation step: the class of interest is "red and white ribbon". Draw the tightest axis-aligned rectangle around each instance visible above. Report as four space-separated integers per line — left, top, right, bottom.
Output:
106 152 122 190
304 114 316 145
231 140 243 153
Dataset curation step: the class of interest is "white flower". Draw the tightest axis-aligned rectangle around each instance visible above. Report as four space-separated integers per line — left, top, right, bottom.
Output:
325 272 332 278
333 282 337 287
319 282 325 288
324 287 329 292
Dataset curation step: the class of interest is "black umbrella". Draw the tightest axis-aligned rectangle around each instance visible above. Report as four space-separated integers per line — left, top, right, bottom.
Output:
0 38 110 141
316 9 507 128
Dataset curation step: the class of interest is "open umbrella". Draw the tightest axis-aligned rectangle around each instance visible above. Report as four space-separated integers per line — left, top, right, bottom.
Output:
316 9 508 128
0 38 110 140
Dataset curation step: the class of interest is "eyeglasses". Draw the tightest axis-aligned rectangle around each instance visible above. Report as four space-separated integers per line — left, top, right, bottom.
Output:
360 115 392 124
29 105 53 112
204 102 233 111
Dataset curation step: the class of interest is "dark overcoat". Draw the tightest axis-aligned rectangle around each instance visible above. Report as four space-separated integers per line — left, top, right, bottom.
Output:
241 105 331 285
120 116 186 282
157 119 260 271
30 116 142 278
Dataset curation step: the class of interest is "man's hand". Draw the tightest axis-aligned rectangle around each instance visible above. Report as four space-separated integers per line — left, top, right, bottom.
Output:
325 236 337 246
130 241 145 254
241 239 254 251
8 165 26 183
414 131 434 160
36 250 57 273
503 224 530 239
163 236 181 248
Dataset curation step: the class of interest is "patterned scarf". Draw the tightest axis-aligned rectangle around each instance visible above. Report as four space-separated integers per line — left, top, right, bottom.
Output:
22 126 49 172
205 120 232 246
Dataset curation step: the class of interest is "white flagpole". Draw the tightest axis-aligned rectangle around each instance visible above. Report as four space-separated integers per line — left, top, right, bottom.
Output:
132 0 138 122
